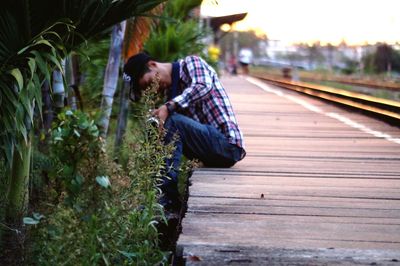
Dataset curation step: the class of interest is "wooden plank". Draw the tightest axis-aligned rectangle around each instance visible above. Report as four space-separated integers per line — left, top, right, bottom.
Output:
188 196 400 213
237 158 400 172
183 244 400 266
187 201 400 219
197 169 400 179
196 169 400 180
180 213 400 249
189 174 400 189
188 183 400 200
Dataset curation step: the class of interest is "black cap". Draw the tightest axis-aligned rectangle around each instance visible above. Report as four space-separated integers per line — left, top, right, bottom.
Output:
123 52 152 101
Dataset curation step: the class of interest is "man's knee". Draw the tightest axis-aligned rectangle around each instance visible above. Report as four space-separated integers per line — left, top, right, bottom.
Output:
165 114 197 136
164 113 184 129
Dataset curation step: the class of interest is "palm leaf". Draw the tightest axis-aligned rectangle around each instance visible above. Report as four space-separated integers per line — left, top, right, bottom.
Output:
0 0 166 168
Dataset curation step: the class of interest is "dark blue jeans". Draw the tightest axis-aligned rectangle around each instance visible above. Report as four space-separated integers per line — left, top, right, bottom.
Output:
161 113 243 199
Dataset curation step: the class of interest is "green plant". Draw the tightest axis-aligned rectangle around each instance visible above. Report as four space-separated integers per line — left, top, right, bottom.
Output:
0 0 165 241
30 148 56 189
33 186 167 265
31 80 173 265
50 109 103 204
77 38 111 109
145 21 206 62
144 0 206 61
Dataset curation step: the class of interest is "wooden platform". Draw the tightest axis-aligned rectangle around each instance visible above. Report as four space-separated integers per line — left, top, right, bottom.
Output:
177 76 400 265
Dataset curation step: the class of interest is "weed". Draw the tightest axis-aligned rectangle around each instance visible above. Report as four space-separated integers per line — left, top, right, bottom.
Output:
27 76 186 265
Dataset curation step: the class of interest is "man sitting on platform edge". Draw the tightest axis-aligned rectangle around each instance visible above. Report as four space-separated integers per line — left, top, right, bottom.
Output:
123 52 246 213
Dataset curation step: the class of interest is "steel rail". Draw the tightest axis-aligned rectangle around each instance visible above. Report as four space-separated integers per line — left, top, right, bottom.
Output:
251 74 400 121
301 76 400 91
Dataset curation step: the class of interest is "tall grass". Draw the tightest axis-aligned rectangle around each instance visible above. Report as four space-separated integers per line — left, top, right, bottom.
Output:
27 81 180 265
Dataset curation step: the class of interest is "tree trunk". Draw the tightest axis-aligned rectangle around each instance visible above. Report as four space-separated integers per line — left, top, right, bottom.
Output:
99 21 126 138
66 53 83 110
7 136 31 220
1 131 32 265
114 81 130 158
52 68 65 113
41 80 53 137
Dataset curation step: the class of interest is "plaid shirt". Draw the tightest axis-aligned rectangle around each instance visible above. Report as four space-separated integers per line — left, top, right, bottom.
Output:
171 55 245 150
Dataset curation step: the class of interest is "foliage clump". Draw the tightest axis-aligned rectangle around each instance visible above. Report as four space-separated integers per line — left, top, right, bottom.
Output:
30 79 175 265
144 0 206 62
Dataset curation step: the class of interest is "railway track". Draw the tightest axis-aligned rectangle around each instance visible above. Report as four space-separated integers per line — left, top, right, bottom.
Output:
302 76 400 91
250 74 400 122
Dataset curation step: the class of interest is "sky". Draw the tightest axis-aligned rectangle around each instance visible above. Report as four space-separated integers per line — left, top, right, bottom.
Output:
200 0 400 45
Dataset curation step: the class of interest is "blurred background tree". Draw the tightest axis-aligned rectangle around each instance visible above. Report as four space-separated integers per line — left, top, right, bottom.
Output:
144 0 205 61
363 43 400 74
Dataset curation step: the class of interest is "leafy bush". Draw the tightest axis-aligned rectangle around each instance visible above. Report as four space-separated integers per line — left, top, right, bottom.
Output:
144 0 206 62
77 38 111 109
49 110 103 204
145 21 206 62
33 189 166 265
30 81 175 265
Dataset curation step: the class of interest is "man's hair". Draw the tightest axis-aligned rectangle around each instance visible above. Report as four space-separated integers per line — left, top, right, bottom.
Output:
123 52 152 101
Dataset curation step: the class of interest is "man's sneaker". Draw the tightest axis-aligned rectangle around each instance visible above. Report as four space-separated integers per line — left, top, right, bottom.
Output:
164 210 180 220
158 194 182 213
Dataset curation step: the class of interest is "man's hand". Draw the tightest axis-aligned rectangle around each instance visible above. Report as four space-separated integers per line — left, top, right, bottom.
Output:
152 104 169 129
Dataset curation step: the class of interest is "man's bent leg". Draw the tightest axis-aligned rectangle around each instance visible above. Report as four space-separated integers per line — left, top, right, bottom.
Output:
159 124 183 212
164 114 243 168
159 114 243 211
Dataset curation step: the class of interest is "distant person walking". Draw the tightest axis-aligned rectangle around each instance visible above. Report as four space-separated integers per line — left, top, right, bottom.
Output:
238 48 253 75
228 54 237 75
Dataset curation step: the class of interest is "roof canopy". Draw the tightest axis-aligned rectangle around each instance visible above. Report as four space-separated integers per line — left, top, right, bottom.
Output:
209 13 247 32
